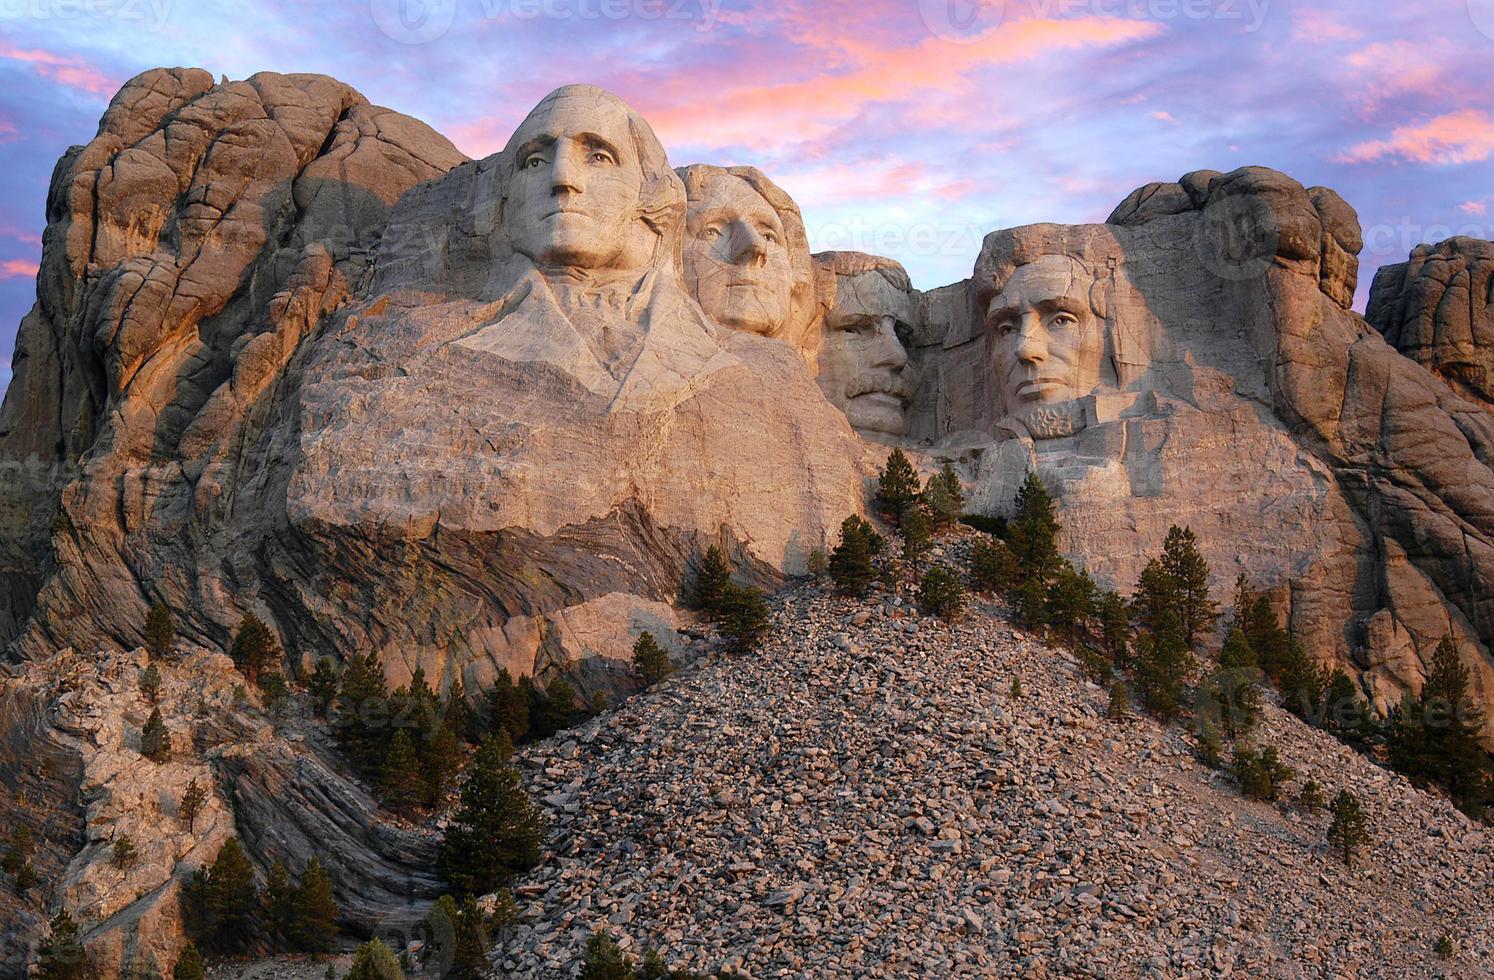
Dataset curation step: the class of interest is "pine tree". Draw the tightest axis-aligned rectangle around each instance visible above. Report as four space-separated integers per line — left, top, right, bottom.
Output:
900 507 933 571
1007 473 1061 586
1248 595 1292 678
1277 640 1327 722
203 837 258 954
1132 609 1190 720
308 658 339 718
1195 719 1224 769
1232 744 1295 802
488 668 531 743
922 463 965 527
1218 628 1257 672
346 938 403 980
145 602 175 660
917 567 966 621
111 837 137 871
3 825 33 876
875 449 921 527
172 942 204 980
531 677 579 738
423 722 462 808
1130 557 1178 638
1322 669 1373 744
380 731 423 816
1106 682 1130 722
334 652 390 776
828 515 883 596
1198 665 1261 740
805 548 829 580
437 736 544 896
1045 563 1096 640
140 664 162 703
265 859 296 945
691 545 733 616
1388 636 1492 815
580 930 632 980
292 857 338 953
36 908 87 980
430 894 489 980
229 611 280 686
1097 590 1130 667
1159 525 1217 646
443 676 474 743
1298 779 1326 811
1327 789 1369 868
140 707 171 762
631 631 673 686
718 583 772 653
969 536 1017 594
1228 573 1254 636
179 779 207 834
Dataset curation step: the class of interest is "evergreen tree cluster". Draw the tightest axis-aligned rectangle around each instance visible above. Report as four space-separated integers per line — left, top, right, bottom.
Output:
579 929 740 980
180 837 340 957
330 656 470 815
689 545 772 653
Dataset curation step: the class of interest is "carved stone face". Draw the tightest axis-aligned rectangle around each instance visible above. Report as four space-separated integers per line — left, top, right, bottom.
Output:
504 93 647 271
683 173 794 336
819 270 916 437
987 255 1103 422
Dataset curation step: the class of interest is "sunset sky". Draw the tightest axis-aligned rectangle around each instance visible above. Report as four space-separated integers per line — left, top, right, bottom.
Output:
1 0 1492 396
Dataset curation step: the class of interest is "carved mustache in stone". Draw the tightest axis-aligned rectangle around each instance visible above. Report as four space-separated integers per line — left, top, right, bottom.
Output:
846 372 913 403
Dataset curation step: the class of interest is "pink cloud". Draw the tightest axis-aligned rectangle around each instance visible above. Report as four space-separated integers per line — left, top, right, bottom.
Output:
0 43 116 97
1 259 39 279
636 16 1163 153
1460 200 1489 216
1152 111 1177 124
1292 9 1362 42
1337 110 1494 165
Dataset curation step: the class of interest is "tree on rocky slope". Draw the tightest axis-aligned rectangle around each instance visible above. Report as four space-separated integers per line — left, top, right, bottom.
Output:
346 938 403 980
1327 789 1369 868
36 908 87 980
333 652 391 776
438 736 543 896
1232 744 1295 802
140 707 171 762
829 515 883 596
380 730 424 816
918 567 965 621
875 449 920 528
691 545 733 616
718 583 772 653
1159 525 1217 646
900 507 932 571
922 463 965 528
229 611 280 686
488 668 531 742
144 602 175 659
308 657 339 718
183 836 259 954
171 942 204 980
1387 636 1493 818
179 779 207 833
632 631 673 686
293 857 339 953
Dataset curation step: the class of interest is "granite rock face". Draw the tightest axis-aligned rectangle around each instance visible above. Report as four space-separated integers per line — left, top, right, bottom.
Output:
907 167 1493 730
3 69 1494 977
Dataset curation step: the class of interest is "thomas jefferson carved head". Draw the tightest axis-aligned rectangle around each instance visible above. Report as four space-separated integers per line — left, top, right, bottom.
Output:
501 85 684 275
813 251 918 439
677 164 815 348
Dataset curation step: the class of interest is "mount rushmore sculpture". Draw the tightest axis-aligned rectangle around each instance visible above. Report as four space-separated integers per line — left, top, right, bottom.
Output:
1 71 1491 742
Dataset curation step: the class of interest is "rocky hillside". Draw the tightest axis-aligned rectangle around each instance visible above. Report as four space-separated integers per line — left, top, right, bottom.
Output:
496 578 1493 978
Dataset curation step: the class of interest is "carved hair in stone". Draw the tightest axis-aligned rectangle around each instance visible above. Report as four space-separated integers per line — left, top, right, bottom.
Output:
974 226 1153 439
500 84 686 279
676 163 816 353
812 250 920 439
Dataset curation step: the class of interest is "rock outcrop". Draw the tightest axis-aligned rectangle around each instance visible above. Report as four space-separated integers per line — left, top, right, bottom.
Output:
904 168 1494 732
